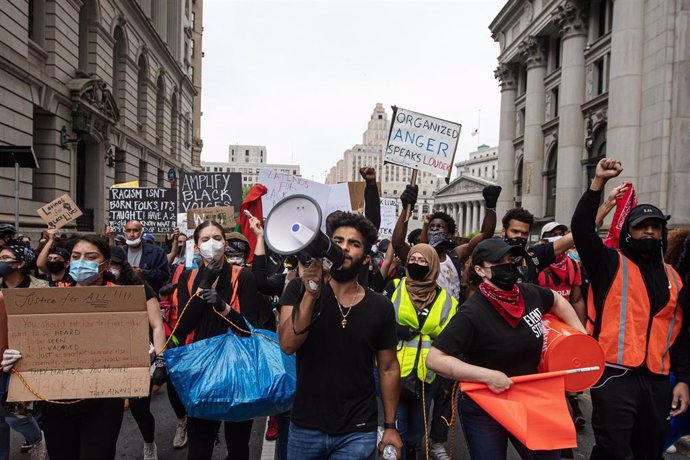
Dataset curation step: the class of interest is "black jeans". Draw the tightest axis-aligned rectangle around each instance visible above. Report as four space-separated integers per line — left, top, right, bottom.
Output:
590 367 671 460
429 377 453 443
167 378 187 419
130 389 155 443
41 398 124 460
187 417 253 460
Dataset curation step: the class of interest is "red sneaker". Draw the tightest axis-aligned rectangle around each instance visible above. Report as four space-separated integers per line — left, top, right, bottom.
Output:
265 415 279 441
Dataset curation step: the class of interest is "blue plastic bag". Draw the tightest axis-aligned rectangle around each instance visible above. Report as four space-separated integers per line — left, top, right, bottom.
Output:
164 328 296 421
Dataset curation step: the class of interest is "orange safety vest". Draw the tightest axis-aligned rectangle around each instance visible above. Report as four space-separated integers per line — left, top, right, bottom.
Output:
586 251 683 375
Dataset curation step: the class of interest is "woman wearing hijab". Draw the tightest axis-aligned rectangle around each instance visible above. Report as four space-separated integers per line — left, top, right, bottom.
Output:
384 243 458 460
426 239 586 460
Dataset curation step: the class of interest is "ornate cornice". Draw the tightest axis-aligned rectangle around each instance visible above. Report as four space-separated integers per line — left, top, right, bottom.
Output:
552 0 589 38
494 63 518 91
518 36 547 69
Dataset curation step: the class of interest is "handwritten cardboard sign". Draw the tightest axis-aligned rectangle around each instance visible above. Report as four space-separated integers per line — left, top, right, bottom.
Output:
379 198 398 239
109 187 177 233
4 286 150 401
179 172 243 212
35 194 82 229
347 182 382 211
384 107 461 179
187 206 236 229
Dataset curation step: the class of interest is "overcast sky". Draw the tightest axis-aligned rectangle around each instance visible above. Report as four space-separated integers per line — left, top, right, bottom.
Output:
200 0 506 182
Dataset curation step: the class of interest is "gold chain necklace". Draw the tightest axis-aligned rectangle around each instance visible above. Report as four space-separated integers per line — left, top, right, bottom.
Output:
335 284 360 329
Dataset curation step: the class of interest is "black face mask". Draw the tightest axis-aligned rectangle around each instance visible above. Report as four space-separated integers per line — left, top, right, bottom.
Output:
629 237 663 257
46 261 66 274
0 262 14 277
331 255 365 282
406 263 429 281
504 237 528 249
488 262 519 291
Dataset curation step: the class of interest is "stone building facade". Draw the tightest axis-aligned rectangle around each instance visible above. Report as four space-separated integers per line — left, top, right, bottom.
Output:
0 0 202 235
201 144 301 186
491 0 690 227
326 103 442 218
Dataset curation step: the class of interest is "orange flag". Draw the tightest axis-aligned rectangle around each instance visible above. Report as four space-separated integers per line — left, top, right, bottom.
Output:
460 370 579 450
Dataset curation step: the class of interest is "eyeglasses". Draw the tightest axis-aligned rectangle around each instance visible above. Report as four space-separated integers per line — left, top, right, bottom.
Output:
407 257 428 266
0 258 17 263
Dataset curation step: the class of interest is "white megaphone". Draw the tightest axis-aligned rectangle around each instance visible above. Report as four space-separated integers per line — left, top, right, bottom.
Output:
264 194 346 269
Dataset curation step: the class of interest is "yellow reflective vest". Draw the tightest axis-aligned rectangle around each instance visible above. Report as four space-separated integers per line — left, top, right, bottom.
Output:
391 278 458 383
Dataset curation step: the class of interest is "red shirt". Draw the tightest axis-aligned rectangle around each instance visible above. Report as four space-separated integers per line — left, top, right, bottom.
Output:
537 254 581 302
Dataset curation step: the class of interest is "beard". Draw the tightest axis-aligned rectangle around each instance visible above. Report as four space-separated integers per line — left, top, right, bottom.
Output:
330 254 365 282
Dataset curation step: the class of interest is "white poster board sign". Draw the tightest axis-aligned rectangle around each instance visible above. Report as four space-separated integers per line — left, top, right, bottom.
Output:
325 183 353 217
384 107 461 178
379 198 397 239
258 168 332 218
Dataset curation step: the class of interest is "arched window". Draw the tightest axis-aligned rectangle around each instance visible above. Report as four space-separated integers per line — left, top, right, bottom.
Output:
156 75 165 145
171 92 178 158
545 146 558 217
586 125 607 185
514 157 523 208
112 26 127 110
137 54 148 131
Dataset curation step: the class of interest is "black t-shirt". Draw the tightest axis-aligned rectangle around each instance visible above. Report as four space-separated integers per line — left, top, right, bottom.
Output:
433 283 554 377
279 278 398 434
516 243 557 284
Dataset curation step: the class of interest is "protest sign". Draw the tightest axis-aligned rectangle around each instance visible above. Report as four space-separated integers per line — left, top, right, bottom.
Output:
109 187 177 233
347 182 382 211
4 286 150 401
179 172 242 212
384 107 461 179
35 194 82 229
187 206 236 229
112 180 140 188
325 184 353 218
379 198 397 239
258 168 331 218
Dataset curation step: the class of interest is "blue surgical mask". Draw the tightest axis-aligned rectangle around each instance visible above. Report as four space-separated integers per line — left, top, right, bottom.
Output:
69 259 102 285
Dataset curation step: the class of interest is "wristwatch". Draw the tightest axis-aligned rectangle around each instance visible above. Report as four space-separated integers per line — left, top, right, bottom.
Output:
383 421 398 430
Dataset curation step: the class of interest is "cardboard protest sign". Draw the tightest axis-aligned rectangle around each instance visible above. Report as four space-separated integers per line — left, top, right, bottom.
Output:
109 187 177 233
384 106 461 179
35 194 82 229
187 206 236 229
379 198 397 239
4 286 150 401
258 168 331 218
347 182 382 211
179 172 242 212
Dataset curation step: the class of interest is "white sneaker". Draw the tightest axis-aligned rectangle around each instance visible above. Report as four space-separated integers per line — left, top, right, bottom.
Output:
173 418 188 449
666 444 678 454
429 442 450 460
143 442 158 460
28 432 47 460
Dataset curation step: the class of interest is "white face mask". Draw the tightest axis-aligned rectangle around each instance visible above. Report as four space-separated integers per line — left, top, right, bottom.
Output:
126 238 141 247
545 236 563 243
109 268 121 279
199 239 225 262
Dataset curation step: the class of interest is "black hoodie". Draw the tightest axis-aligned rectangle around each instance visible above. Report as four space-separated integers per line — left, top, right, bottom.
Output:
571 189 690 383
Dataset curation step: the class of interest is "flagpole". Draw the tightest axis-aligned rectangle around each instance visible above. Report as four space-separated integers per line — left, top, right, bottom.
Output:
459 367 601 392
477 109 481 149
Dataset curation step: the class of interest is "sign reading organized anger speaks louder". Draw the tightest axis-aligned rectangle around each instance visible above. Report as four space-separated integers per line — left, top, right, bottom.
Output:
108 187 177 234
384 107 461 178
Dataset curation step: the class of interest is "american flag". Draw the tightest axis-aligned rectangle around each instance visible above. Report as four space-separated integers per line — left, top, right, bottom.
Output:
471 128 479 136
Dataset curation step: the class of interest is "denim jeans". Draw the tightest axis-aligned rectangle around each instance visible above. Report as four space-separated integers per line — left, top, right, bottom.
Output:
460 395 561 460
397 382 433 459
5 415 41 444
287 424 376 460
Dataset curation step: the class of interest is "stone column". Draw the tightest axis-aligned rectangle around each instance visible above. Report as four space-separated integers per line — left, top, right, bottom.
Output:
607 0 644 184
495 64 519 219
479 202 486 233
553 1 589 223
464 203 473 237
474 201 481 233
519 36 547 217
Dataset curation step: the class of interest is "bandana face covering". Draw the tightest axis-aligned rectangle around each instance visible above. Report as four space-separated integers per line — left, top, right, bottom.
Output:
478 282 525 328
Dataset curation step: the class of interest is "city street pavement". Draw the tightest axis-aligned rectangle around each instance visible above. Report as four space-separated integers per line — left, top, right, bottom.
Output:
7 386 689 459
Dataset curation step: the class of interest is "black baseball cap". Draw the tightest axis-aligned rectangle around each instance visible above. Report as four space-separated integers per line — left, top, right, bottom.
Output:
110 246 127 265
472 238 526 267
627 204 670 227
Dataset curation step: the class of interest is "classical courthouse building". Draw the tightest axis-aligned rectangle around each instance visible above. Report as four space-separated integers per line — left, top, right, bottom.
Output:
0 0 203 235
491 0 690 227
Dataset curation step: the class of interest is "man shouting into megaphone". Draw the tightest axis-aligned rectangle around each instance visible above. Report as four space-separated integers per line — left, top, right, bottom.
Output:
278 211 403 459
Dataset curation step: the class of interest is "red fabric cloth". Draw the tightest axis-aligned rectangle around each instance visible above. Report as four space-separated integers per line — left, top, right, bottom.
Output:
537 254 581 302
478 282 526 328
604 182 638 248
237 184 267 265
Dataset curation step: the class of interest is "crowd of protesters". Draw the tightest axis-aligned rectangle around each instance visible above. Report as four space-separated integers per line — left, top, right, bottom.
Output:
0 158 688 460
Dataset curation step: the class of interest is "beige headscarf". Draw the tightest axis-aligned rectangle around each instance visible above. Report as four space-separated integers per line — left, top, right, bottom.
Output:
405 243 440 310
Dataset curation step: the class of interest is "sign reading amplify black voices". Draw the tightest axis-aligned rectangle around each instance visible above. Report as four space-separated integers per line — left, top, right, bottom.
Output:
179 172 243 212
109 187 177 233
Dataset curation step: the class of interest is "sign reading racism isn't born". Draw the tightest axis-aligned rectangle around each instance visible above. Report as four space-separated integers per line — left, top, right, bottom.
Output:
109 187 177 233
179 172 242 212
384 107 461 178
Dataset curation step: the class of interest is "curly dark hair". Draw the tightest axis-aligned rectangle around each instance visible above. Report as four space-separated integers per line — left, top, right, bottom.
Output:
502 207 535 230
407 228 422 246
429 211 456 236
666 228 690 266
326 211 378 254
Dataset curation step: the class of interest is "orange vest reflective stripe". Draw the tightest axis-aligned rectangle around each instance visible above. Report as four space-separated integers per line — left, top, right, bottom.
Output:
586 251 683 375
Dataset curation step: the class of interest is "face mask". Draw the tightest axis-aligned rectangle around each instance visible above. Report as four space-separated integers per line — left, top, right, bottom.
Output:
406 263 430 281
488 262 519 291
46 261 66 274
199 239 225 262
504 237 528 249
69 259 102 285
428 229 448 248
0 262 15 277
545 236 562 243
629 237 662 257
331 255 365 282
109 268 121 280
126 238 141 247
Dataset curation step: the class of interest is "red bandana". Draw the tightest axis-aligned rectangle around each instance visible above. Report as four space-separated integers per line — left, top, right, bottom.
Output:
478 282 525 328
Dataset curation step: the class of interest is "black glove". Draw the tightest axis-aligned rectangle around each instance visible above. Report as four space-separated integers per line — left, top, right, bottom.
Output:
400 185 419 208
159 283 175 297
482 185 502 210
150 355 168 386
200 288 227 313
197 258 222 289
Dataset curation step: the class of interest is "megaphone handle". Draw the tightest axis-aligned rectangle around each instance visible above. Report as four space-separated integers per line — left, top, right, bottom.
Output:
404 169 418 223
